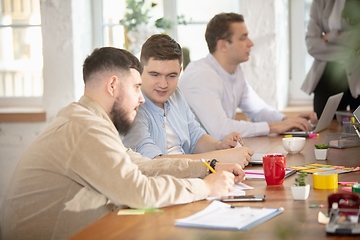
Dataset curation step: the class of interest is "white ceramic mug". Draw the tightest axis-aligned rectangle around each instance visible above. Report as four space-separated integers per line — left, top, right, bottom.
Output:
282 137 306 154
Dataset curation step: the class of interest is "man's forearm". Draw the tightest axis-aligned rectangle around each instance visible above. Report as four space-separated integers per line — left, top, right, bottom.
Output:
192 134 222 154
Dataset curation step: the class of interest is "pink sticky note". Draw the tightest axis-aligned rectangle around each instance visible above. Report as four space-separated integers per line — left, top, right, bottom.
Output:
338 182 358 185
341 187 352 192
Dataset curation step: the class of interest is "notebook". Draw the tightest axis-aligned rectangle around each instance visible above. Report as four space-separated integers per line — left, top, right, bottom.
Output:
175 201 283 230
283 92 344 135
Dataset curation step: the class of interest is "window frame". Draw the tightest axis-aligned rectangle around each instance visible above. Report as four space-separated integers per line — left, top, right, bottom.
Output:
288 0 313 105
0 0 43 108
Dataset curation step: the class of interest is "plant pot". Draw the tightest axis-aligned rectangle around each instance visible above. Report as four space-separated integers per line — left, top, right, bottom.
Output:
291 184 310 200
315 149 328 160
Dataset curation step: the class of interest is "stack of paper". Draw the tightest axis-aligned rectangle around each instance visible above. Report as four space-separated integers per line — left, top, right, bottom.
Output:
245 169 297 180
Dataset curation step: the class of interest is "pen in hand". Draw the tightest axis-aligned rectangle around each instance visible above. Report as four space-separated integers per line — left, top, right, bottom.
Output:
201 158 216 173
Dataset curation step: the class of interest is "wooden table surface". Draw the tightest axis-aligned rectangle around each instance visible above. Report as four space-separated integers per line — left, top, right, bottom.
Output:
69 120 360 240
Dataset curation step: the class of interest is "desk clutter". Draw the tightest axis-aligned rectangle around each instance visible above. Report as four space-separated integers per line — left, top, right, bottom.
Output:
327 106 360 148
288 163 360 174
325 193 360 235
326 133 360 148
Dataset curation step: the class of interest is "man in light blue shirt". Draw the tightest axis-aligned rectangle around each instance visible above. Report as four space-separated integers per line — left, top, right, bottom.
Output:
122 34 253 168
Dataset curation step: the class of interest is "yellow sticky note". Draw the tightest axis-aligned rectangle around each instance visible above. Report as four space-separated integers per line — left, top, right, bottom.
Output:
117 209 145 215
301 169 326 173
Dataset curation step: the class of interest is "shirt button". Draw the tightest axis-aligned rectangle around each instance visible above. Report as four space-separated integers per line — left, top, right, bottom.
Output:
160 109 163 112
162 124 165 128
166 146 169 150
132 145 136 149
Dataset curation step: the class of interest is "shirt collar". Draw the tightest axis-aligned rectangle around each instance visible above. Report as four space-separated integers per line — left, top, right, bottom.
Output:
78 95 113 123
143 94 169 115
206 53 237 82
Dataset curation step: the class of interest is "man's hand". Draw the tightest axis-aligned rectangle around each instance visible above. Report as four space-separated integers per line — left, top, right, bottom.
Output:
296 111 318 124
217 147 254 168
322 32 329 42
220 131 243 149
215 163 245 183
269 111 318 134
269 117 312 134
203 171 235 197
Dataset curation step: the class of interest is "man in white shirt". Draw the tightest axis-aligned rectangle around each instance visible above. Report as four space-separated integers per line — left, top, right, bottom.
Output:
179 13 317 139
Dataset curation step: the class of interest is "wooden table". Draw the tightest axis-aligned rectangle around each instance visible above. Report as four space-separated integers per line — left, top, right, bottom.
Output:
69 121 360 240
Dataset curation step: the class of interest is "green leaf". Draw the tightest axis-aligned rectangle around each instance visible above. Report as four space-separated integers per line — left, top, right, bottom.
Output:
315 144 330 149
294 172 308 186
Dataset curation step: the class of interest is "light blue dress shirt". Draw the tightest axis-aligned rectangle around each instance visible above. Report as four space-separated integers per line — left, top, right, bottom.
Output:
122 88 206 159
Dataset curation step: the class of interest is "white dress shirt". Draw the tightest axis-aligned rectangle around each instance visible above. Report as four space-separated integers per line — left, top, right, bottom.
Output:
178 54 285 139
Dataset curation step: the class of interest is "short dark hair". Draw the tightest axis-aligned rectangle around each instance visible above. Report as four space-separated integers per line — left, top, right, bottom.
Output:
205 13 245 53
140 34 182 66
83 47 142 84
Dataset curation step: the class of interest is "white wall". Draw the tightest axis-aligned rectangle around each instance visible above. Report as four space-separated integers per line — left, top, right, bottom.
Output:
0 0 92 202
240 0 289 110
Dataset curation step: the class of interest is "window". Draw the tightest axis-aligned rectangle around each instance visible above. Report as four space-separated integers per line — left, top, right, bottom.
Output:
289 0 314 105
100 0 164 54
176 0 240 62
0 0 43 107
99 0 239 62
98 0 312 106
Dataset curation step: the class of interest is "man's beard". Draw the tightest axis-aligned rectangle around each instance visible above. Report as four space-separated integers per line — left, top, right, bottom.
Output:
110 97 134 135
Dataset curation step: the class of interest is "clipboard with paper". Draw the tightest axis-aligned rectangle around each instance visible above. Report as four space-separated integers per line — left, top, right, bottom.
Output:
175 201 283 230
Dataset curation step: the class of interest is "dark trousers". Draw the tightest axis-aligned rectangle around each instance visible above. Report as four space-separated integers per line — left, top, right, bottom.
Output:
313 62 360 118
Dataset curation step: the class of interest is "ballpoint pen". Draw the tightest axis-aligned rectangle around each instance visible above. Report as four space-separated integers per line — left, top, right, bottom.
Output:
285 134 319 138
353 125 360 138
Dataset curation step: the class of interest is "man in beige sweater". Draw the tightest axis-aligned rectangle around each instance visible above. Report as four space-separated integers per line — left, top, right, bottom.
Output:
0 47 245 240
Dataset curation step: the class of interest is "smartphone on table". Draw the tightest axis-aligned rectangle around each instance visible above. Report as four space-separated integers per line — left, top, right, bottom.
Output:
220 195 265 202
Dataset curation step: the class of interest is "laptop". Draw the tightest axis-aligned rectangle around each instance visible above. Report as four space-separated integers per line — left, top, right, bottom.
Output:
283 92 344 135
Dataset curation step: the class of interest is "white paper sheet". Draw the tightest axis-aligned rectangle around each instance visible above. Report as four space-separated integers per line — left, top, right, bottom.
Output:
206 182 253 200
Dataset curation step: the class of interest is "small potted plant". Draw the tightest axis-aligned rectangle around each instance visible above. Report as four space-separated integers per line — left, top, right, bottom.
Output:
314 144 330 160
291 172 310 200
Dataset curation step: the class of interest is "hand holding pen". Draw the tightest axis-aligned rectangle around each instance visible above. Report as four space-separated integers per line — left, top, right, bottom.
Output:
201 159 246 183
221 131 244 149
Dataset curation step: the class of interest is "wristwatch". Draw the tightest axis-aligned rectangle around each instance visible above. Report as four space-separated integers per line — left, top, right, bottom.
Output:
209 159 218 174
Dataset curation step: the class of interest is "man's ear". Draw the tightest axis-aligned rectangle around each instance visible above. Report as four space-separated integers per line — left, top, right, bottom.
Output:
106 76 117 97
217 39 228 52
